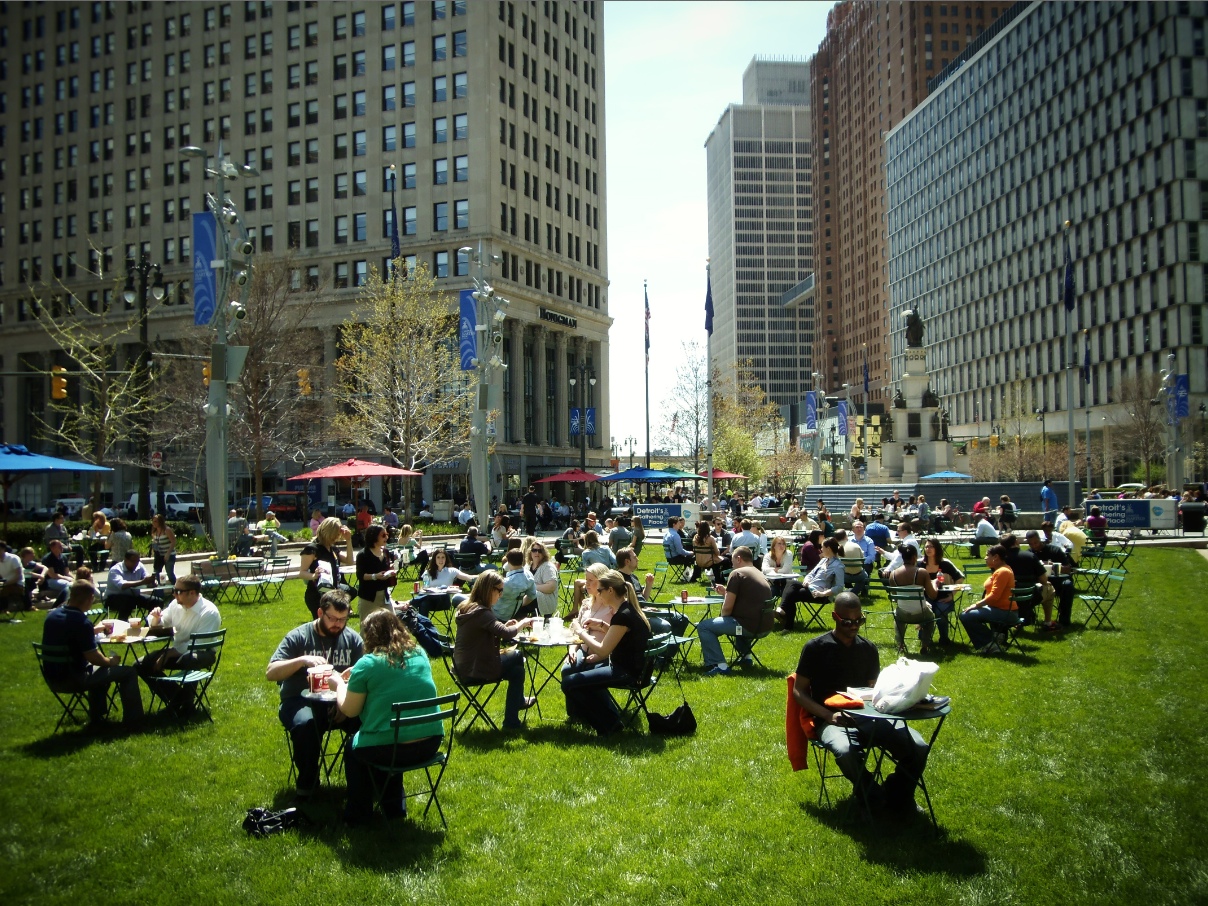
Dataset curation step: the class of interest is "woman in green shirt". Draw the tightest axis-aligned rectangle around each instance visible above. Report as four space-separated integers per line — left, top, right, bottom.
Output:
328 609 442 824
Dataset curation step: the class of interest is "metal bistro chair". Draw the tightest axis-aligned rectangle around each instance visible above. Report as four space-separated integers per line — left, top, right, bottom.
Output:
367 693 460 829
723 597 779 669
885 586 935 656
32 643 91 733
610 633 675 730
439 640 502 733
149 628 227 721
1079 567 1127 630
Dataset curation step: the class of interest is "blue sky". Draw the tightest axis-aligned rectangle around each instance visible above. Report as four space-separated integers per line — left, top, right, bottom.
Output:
602 0 831 458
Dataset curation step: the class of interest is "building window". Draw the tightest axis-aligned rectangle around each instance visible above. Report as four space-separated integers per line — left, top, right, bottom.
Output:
403 162 417 188
434 158 448 184
433 75 447 102
383 125 397 151
455 198 469 229
334 215 348 244
433 117 447 143
454 113 468 140
353 90 366 116
382 85 396 111
402 41 415 67
453 30 467 57
382 45 396 71
454 154 468 182
403 122 416 148
403 205 417 235
335 174 348 199
354 130 367 156
403 81 416 107
334 261 349 288
354 212 367 242
434 250 449 277
354 260 368 286
433 202 448 231
353 50 366 76
433 35 447 61
454 71 468 98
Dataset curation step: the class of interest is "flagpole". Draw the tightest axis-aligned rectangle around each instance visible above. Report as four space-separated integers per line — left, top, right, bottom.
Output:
1064 220 1077 507
705 263 715 509
1083 329 1092 492
862 343 869 484
644 279 651 472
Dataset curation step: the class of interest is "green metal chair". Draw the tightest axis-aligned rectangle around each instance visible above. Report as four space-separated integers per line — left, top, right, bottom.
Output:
149 628 227 721
32 642 91 733
367 693 460 828
1079 567 1127 629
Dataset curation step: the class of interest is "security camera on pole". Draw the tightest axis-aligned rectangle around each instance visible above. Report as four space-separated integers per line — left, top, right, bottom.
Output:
182 143 257 557
459 242 509 529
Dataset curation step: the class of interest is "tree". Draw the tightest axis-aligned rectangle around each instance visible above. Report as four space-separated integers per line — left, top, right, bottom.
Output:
32 277 165 501
1115 373 1166 488
226 254 323 518
332 263 475 514
657 341 709 473
712 360 782 484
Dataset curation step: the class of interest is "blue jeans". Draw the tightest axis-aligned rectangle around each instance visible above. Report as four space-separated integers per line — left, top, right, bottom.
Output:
930 597 956 642
818 717 929 803
497 649 528 728
343 735 441 822
696 615 743 668
561 660 632 735
279 695 361 792
960 605 1019 648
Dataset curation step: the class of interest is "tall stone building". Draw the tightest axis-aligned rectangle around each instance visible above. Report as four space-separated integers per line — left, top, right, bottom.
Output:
886 0 1207 486
811 0 1000 407
705 57 815 408
0 0 610 508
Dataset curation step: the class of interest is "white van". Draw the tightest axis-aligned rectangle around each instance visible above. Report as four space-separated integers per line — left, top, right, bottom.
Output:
124 490 202 519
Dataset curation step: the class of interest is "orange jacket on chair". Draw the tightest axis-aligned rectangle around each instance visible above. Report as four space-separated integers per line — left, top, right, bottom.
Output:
785 673 863 771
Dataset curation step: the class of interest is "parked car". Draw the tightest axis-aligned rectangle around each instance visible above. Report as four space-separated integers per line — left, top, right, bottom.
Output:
124 490 203 520
239 492 309 521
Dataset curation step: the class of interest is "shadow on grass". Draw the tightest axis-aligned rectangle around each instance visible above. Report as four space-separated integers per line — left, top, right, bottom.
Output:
457 721 670 753
801 800 988 878
19 709 207 757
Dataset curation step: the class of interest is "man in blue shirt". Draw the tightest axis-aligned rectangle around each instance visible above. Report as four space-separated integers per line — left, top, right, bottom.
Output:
495 549 536 621
864 514 892 553
1040 480 1059 520
662 517 695 567
41 581 144 727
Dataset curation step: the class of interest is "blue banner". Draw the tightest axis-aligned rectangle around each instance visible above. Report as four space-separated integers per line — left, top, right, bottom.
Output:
837 401 849 436
805 392 817 431
585 407 596 436
458 289 476 371
570 408 581 437
192 212 217 327
1086 498 1176 530
1175 374 1189 419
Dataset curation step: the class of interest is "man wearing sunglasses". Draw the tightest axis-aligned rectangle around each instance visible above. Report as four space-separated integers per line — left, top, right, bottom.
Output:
792 592 930 815
140 574 221 675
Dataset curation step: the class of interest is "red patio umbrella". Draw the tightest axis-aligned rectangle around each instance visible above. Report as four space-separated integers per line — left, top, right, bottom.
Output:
534 469 602 483
288 458 423 480
698 468 747 480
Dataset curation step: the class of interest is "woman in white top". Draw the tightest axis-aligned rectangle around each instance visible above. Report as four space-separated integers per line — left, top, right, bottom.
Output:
526 540 560 617
421 548 474 606
850 498 865 521
762 534 796 596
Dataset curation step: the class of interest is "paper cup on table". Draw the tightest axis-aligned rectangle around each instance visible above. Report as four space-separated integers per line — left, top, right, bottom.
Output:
307 665 332 693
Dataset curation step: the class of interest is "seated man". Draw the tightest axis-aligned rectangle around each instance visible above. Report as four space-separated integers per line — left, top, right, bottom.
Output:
1026 530 1075 631
792 592 929 814
970 512 999 559
876 522 920 575
41 580 143 727
458 526 492 572
863 515 892 555
661 516 696 569
999 533 1046 626
39 539 73 607
105 549 157 621
266 590 363 799
44 513 86 569
849 522 878 590
696 546 772 676
495 549 536 621
0 540 27 614
138 574 222 709
959 545 1018 655
21 547 50 609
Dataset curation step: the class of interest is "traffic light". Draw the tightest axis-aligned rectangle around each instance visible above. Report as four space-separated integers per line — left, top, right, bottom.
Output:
202 362 211 387
297 368 312 396
970 437 979 450
51 366 68 400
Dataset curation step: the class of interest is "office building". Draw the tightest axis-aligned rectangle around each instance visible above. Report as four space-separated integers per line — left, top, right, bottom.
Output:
811 0 1000 406
886 0 1206 481
0 0 610 506
705 57 815 408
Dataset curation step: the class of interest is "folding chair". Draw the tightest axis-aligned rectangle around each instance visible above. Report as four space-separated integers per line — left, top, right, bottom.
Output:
840 557 870 596
32 643 91 733
558 567 580 613
1079 567 1126 629
440 641 502 732
723 597 778 668
610 633 673 729
368 693 460 828
993 588 1034 652
149 628 226 721
280 718 346 787
262 556 291 603
650 563 671 601
886 587 935 655
451 552 481 575
231 558 268 605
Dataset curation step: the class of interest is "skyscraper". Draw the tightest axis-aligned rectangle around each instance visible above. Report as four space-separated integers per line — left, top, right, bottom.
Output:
811 0 999 408
0 0 610 505
705 57 815 408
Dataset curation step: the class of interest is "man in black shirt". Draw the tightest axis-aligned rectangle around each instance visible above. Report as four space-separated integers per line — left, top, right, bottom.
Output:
1000 534 1047 625
522 486 539 536
1026 530 1075 630
792 593 929 814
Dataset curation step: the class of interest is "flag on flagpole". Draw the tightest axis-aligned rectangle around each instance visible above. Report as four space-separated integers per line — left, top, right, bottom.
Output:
1081 333 1091 384
704 274 714 336
644 282 650 365
390 200 401 263
1063 240 1075 312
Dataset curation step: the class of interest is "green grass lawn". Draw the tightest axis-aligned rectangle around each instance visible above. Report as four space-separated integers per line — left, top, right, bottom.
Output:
2 546 1206 905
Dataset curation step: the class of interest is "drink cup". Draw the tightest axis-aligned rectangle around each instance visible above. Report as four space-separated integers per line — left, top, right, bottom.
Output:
681 589 689 604
413 581 421 595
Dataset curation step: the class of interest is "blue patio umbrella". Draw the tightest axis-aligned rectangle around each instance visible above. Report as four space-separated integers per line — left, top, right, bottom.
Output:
0 444 112 532
921 470 974 481
598 466 677 483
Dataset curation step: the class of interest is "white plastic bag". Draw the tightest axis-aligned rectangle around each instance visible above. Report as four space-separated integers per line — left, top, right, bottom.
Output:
871 657 939 714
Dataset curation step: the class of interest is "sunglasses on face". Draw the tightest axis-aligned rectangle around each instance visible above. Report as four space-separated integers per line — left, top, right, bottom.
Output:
834 615 867 628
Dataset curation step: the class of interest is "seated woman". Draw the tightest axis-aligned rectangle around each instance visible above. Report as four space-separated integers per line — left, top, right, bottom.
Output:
105 518 135 568
562 569 652 736
356 525 398 621
883 543 938 655
797 529 824 572
778 536 844 630
815 500 833 535
452 571 537 730
570 563 610 623
567 565 616 667
417 548 474 613
921 537 963 645
526 540 560 618
580 530 617 569
86 511 111 570
299 517 355 619
691 520 726 585
849 498 865 522
761 534 797 596
327 609 442 824
396 524 430 572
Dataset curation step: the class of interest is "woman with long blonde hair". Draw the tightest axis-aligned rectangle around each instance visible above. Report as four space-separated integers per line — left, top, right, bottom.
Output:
299 516 354 617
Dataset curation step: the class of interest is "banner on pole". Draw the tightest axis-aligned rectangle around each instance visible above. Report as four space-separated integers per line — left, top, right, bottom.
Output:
192 212 217 327
458 289 477 371
837 401 849 436
805 393 817 431
570 408 581 437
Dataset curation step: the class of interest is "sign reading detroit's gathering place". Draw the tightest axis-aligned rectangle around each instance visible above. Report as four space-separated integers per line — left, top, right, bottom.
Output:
1087 498 1176 529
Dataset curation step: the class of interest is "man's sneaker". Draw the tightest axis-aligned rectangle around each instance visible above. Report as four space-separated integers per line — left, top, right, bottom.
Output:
735 656 754 668
704 664 731 677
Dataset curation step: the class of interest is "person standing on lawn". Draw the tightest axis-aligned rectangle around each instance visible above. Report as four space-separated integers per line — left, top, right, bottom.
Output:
696 546 772 676
266 590 364 799
40 580 143 727
791 592 929 815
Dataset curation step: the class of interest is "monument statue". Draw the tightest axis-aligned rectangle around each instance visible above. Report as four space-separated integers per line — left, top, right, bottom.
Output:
939 409 950 441
903 443 918 455
905 309 925 347
893 387 906 409
930 411 941 441
921 385 938 408
881 415 894 442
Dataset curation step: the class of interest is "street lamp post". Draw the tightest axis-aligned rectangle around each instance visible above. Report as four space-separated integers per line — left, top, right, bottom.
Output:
123 254 165 519
811 372 824 486
1101 415 1110 487
180 144 257 557
1199 403 1207 483
568 364 596 474
625 435 637 470
828 426 838 485
1036 407 1047 470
